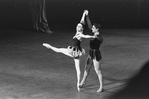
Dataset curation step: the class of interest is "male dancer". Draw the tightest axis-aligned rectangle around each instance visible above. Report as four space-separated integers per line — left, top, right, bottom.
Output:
80 10 103 92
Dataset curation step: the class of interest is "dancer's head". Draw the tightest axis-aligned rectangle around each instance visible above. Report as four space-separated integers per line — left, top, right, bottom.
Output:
92 23 101 33
76 23 84 32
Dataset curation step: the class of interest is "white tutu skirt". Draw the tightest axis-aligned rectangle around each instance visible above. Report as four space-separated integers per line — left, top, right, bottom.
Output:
68 46 85 58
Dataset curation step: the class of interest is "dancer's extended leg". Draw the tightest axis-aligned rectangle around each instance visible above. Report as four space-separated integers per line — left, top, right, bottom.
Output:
43 43 73 57
93 59 103 92
74 59 81 91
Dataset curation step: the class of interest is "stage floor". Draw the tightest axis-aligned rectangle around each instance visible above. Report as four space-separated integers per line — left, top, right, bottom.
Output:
0 29 149 99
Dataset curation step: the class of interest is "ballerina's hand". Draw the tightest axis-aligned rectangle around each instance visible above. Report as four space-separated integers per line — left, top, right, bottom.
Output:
84 10 89 15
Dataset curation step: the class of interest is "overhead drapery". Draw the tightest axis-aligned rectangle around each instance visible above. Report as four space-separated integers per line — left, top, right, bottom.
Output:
30 0 52 33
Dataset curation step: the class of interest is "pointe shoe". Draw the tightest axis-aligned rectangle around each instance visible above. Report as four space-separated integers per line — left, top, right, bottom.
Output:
77 84 81 92
77 86 81 92
97 88 103 93
43 43 51 49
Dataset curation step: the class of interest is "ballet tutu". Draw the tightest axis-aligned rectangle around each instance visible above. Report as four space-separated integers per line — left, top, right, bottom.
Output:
68 46 85 58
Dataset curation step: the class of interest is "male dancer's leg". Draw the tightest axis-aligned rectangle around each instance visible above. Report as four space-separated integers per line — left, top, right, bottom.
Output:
93 59 103 92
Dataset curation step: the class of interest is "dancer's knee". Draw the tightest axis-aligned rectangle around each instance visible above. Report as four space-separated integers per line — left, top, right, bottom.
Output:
95 69 102 75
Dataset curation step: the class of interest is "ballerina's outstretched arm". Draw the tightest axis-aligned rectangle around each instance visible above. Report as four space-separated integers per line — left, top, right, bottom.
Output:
80 10 88 24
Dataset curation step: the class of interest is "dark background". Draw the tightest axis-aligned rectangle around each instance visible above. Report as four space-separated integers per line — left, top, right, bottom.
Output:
0 0 149 31
0 1 149 98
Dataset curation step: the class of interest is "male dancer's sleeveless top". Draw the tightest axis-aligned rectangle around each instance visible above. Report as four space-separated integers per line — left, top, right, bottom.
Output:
89 34 103 61
90 34 103 49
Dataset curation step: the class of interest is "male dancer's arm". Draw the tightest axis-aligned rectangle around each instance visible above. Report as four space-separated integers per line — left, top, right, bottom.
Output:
86 14 92 30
